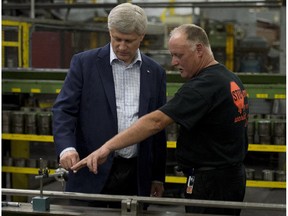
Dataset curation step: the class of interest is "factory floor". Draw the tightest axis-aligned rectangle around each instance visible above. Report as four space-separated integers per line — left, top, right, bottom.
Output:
37 180 286 216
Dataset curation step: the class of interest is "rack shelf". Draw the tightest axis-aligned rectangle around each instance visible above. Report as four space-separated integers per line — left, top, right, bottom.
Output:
248 144 286 152
2 81 285 99
2 134 286 188
2 133 53 142
2 69 286 99
2 166 56 175
3 134 286 152
165 176 286 189
167 141 286 152
2 167 285 189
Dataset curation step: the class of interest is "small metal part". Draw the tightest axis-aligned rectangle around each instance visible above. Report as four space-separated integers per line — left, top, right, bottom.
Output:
53 167 69 182
32 196 50 211
33 158 51 211
33 160 69 210
2 201 21 207
37 158 49 197
55 167 68 191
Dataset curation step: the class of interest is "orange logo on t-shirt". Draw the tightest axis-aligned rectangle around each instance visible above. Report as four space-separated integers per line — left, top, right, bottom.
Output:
230 81 245 114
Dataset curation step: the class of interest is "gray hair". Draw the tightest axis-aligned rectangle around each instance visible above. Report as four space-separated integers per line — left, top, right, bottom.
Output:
108 3 147 35
170 24 211 51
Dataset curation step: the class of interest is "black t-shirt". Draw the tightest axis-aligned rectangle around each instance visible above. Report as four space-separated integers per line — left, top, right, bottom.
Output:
160 64 249 169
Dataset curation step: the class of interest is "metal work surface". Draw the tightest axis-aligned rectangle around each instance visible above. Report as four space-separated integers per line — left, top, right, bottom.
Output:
3 203 121 216
2 188 285 216
2 203 196 216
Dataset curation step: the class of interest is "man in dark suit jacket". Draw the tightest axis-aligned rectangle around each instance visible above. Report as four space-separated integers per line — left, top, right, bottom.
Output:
52 3 167 207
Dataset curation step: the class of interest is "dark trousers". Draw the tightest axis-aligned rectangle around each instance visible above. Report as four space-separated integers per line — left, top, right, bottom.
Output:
70 156 138 208
185 163 246 215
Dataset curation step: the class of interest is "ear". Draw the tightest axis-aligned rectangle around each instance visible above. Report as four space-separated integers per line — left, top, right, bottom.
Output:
196 43 204 56
196 43 203 51
140 34 145 42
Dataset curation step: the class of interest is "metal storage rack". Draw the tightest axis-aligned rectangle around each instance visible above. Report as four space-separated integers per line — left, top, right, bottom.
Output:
1 135 286 189
1 135 286 187
2 68 286 190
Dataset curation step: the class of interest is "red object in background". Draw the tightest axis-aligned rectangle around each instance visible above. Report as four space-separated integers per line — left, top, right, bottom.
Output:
31 31 72 68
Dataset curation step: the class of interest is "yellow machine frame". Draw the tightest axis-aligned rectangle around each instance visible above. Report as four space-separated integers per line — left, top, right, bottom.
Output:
2 20 31 68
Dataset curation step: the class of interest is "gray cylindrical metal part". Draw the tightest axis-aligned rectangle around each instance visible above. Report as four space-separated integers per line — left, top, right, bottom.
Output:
259 135 271 144
25 112 37 134
37 112 52 135
258 120 271 136
273 120 286 137
1 189 286 212
27 159 37 168
3 157 13 166
245 168 255 180
262 169 274 181
13 158 26 167
275 170 286 182
11 111 25 133
273 136 286 145
2 110 11 133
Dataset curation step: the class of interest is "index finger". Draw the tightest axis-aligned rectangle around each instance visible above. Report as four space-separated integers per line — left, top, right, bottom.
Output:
71 158 88 173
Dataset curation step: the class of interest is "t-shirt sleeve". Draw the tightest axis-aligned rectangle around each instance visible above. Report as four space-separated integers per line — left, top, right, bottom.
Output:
159 86 210 130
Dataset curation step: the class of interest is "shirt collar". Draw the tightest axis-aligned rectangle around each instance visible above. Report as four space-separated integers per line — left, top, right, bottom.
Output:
110 44 142 66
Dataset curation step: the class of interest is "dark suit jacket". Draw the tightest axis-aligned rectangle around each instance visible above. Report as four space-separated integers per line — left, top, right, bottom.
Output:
52 43 167 196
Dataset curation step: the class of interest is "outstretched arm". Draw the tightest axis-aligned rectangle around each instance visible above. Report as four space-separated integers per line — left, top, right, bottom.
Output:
71 110 174 174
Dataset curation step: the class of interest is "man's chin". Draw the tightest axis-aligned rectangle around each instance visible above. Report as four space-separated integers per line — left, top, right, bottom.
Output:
118 56 130 64
180 73 189 80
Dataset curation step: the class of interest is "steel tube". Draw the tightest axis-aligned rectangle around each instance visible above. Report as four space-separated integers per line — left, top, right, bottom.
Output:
30 0 35 19
2 1 283 10
2 188 285 212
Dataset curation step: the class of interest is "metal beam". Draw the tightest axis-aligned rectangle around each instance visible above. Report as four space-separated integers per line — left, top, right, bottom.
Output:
2 68 286 84
2 188 286 211
2 1 283 10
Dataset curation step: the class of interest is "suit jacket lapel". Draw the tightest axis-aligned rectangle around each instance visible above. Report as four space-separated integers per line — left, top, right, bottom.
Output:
97 44 117 123
139 60 151 117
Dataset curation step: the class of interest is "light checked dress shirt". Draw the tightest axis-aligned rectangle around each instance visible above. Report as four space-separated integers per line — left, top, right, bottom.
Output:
110 45 141 158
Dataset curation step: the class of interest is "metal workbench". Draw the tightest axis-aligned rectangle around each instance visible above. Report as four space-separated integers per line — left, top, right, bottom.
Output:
2 188 286 216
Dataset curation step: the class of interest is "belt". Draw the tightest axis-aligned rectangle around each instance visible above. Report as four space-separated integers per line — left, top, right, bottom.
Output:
183 163 241 175
182 167 216 175
114 156 137 163
195 166 217 172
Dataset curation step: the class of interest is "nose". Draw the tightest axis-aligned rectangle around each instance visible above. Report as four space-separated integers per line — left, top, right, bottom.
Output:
171 56 179 66
118 41 127 50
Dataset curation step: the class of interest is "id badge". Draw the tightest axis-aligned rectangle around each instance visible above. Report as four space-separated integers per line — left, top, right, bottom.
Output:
186 175 195 194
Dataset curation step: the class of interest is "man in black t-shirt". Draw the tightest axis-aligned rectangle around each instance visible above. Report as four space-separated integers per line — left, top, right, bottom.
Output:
72 24 249 216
